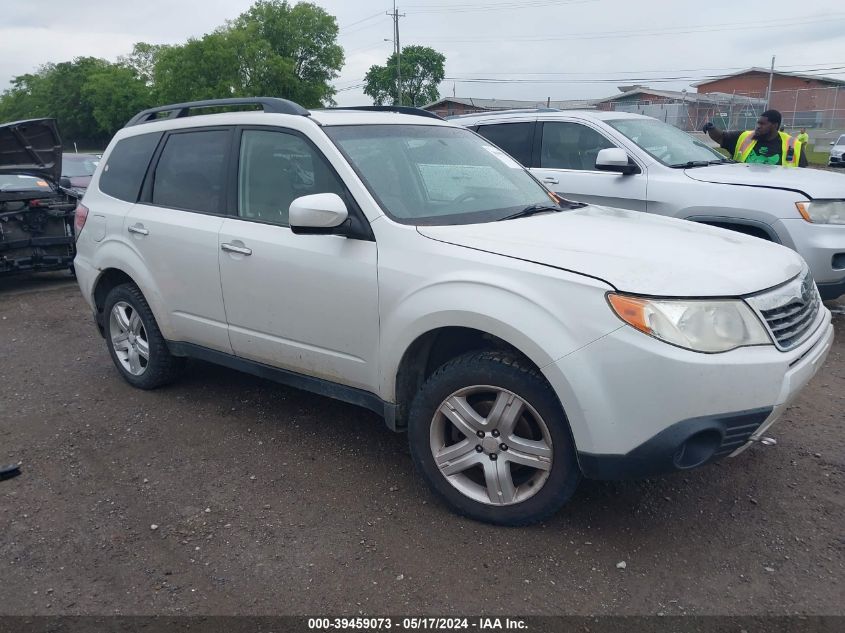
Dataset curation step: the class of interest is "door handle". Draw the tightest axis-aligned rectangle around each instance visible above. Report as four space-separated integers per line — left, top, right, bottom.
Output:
542 176 559 185
221 242 253 256
127 224 149 236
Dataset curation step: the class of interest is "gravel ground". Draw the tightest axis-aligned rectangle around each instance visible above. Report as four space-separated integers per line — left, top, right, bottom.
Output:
0 273 843 616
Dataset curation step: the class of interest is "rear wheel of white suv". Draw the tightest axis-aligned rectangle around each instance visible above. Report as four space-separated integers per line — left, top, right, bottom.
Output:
408 351 581 526
103 283 185 389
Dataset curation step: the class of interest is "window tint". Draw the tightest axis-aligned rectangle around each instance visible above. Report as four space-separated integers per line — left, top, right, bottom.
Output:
540 122 615 170
474 122 534 166
152 130 229 213
99 132 161 202
238 129 345 226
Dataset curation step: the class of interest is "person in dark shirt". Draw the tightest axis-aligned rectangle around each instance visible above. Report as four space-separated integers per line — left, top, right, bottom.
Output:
703 109 807 167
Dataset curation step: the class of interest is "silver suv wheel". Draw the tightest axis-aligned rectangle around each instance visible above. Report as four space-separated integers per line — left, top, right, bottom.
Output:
109 301 149 376
409 351 579 525
431 385 553 506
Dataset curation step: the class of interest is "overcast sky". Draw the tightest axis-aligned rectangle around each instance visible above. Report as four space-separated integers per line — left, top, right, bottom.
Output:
1 0 844 106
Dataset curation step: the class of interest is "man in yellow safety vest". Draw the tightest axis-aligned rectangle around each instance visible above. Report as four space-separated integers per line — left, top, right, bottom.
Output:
797 128 810 146
703 110 807 167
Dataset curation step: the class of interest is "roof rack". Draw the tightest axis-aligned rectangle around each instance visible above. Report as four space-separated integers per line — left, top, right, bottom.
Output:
445 107 561 120
125 97 310 127
326 106 444 120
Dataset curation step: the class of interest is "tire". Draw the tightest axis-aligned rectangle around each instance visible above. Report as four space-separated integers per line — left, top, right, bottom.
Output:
103 283 185 389
408 351 581 526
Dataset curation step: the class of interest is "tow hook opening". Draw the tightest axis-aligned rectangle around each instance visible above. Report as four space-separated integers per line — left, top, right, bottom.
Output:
673 430 721 469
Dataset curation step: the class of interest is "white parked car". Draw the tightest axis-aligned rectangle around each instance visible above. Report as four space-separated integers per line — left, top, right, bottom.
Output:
454 110 845 300
73 98 833 525
829 134 845 167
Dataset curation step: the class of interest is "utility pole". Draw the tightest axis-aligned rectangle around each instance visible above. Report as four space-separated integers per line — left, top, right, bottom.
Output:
765 55 775 110
387 1 405 106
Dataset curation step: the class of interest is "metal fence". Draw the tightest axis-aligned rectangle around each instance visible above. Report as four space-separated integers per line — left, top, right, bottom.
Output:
602 86 845 146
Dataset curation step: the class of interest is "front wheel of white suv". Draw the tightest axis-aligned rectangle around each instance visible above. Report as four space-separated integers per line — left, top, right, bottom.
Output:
408 351 581 526
103 283 185 390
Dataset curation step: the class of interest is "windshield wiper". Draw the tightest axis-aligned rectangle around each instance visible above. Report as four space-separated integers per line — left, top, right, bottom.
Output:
670 158 735 169
498 204 562 221
669 160 711 169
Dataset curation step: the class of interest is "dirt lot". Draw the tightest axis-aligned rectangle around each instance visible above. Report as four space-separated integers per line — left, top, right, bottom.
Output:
0 274 843 616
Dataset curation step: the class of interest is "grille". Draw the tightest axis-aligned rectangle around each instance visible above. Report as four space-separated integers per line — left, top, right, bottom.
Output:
747 270 821 351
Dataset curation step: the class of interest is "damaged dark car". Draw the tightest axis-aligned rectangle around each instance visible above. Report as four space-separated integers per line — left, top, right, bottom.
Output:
1 118 79 276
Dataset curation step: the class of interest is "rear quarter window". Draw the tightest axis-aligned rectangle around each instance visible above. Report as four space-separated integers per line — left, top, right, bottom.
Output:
99 132 162 202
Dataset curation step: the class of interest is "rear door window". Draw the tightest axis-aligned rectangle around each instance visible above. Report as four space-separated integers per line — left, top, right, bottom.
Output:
474 122 535 167
99 132 162 202
151 130 230 213
540 122 615 170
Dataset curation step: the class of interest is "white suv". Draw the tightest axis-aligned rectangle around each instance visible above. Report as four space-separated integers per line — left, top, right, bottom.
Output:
454 110 845 300
73 98 833 525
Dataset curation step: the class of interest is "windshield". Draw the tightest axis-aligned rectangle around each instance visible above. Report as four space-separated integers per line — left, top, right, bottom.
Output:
0 174 52 192
837 135 845 146
324 124 557 225
62 154 99 178
607 118 725 167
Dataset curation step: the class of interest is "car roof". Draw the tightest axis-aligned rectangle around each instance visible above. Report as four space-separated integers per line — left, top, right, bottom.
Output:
453 109 649 125
114 107 454 142
309 109 451 127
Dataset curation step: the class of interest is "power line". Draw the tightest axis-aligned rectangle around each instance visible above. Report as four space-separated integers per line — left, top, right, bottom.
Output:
420 14 845 43
404 0 597 14
445 65 845 85
444 63 845 76
339 11 385 31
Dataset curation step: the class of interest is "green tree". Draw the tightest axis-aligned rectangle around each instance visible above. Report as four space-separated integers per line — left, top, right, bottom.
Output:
364 45 446 106
82 65 154 134
0 57 114 146
118 42 169 86
153 0 343 107
232 0 344 106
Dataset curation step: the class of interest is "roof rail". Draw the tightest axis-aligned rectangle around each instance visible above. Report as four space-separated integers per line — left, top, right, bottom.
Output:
445 107 561 120
326 106 444 120
124 97 310 127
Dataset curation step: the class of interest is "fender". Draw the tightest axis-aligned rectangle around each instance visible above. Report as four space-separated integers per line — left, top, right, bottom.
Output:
378 272 620 403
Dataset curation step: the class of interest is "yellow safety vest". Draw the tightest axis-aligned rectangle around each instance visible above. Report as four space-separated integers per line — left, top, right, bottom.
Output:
734 130 802 167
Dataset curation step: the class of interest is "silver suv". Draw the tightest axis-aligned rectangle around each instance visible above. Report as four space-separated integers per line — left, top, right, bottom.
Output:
72 98 832 525
454 110 845 300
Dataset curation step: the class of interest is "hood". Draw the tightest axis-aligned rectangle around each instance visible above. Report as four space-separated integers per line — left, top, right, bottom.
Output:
682 162 845 199
0 118 62 185
417 206 804 297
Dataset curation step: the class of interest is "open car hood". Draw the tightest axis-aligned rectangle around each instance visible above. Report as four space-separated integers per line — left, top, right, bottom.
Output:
0 118 62 185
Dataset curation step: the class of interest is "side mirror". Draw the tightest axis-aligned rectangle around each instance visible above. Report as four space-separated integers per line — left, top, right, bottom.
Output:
289 193 349 235
831 142 836 146
59 176 73 188
595 148 637 175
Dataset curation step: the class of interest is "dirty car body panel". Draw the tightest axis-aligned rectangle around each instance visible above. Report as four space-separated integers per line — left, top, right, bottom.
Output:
0 118 78 276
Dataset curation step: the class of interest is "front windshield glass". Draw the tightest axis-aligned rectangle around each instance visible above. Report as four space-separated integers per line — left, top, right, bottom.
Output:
0 174 52 192
62 155 99 177
837 135 845 145
607 118 725 167
324 124 557 225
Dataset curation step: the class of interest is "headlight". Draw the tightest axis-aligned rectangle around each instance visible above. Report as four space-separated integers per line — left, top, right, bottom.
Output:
607 294 771 353
795 200 845 224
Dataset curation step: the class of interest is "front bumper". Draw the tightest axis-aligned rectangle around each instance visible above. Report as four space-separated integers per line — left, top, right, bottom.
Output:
774 218 845 298
543 307 834 480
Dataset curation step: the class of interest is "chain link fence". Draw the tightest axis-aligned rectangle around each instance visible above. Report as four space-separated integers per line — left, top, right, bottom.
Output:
600 86 845 152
